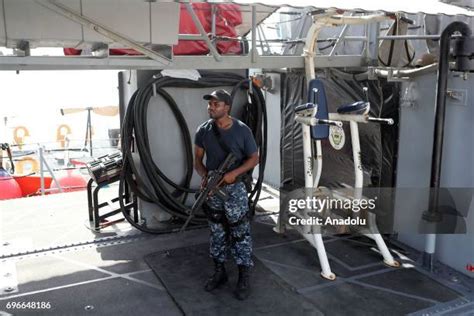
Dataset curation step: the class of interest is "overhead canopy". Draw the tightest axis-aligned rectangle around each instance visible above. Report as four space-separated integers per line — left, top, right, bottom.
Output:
230 0 474 16
0 0 472 70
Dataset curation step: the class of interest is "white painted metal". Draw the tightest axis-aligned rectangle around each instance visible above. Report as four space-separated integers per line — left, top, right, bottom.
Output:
38 146 63 194
0 55 364 70
299 11 342 280
349 121 363 191
298 11 402 274
425 234 436 254
293 104 336 280
39 147 46 196
331 112 399 267
313 140 322 188
302 122 313 189
1 0 180 47
310 233 333 278
329 113 370 123
232 0 474 16
303 12 390 81
36 0 172 66
251 5 257 63
0 0 470 71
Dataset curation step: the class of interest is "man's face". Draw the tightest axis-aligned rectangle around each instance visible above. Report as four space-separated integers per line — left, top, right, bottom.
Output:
207 98 229 119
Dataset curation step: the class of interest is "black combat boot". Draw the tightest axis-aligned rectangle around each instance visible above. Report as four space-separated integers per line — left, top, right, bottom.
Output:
234 265 250 300
204 260 228 291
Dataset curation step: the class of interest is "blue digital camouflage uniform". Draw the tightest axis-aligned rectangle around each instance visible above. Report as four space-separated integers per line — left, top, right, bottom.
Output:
206 181 253 267
195 118 257 268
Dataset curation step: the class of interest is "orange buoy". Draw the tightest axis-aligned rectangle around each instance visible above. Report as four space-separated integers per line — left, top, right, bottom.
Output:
0 168 22 200
48 170 87 193
14 175 53 197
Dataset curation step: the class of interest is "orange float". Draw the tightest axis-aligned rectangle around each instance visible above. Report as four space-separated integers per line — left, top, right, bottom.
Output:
14 175 53 197
48 170 87 193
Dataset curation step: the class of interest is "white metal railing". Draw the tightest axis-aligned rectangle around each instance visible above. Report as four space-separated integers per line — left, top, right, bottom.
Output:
5 139 120 196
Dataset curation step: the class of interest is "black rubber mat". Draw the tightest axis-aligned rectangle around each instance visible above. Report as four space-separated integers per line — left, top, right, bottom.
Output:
358 268 462 303
324 239 383 267
251 220 303 248
144 243 323 315
254 240 387 290
301 281 435 316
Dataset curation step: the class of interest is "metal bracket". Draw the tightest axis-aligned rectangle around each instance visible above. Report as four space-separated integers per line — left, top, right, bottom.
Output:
446 89 468 106
253 73 273 91
14 40 31 57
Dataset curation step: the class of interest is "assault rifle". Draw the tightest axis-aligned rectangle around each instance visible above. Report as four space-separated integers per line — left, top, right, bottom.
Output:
180 152 237 232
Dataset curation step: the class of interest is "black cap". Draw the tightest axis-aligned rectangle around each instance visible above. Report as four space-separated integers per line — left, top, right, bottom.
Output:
203 89 232 106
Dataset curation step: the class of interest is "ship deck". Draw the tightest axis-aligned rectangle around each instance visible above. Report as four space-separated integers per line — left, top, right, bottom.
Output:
1 185 473 315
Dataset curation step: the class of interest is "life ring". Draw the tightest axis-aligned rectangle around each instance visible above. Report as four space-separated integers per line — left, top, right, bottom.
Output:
56 124 72 148
15 157 40 175
13 126 30 150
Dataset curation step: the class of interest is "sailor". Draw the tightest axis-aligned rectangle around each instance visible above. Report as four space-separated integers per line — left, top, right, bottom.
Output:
194 89 259 300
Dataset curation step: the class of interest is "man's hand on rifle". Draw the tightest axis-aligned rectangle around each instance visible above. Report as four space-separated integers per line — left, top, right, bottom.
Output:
220 170 238 185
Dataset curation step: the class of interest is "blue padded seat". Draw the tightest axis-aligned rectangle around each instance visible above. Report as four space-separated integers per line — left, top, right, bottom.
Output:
336 101 369 115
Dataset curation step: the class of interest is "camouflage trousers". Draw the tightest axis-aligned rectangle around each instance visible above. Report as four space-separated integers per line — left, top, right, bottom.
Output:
205 181 253 267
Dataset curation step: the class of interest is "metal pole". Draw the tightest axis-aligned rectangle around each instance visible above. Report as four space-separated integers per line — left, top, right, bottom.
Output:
378 34 442 40
39 146 45 196
341 36 368 41
88 109 93 157
313 141 322 187
251 5 257 63
329 24 349 57
283 9 306 55
258 25 272 54
300 110 335 280
257 25 266 54
421 21 471 272
64 136 70 167
423 234 436 272
349 121 363 194
302 124 313 188
424 21 472 223
366 22 379 65
211 4 217 46
42 154 63 193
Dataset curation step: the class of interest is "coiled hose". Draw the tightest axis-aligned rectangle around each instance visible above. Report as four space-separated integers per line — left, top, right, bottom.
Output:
119 72 267 234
